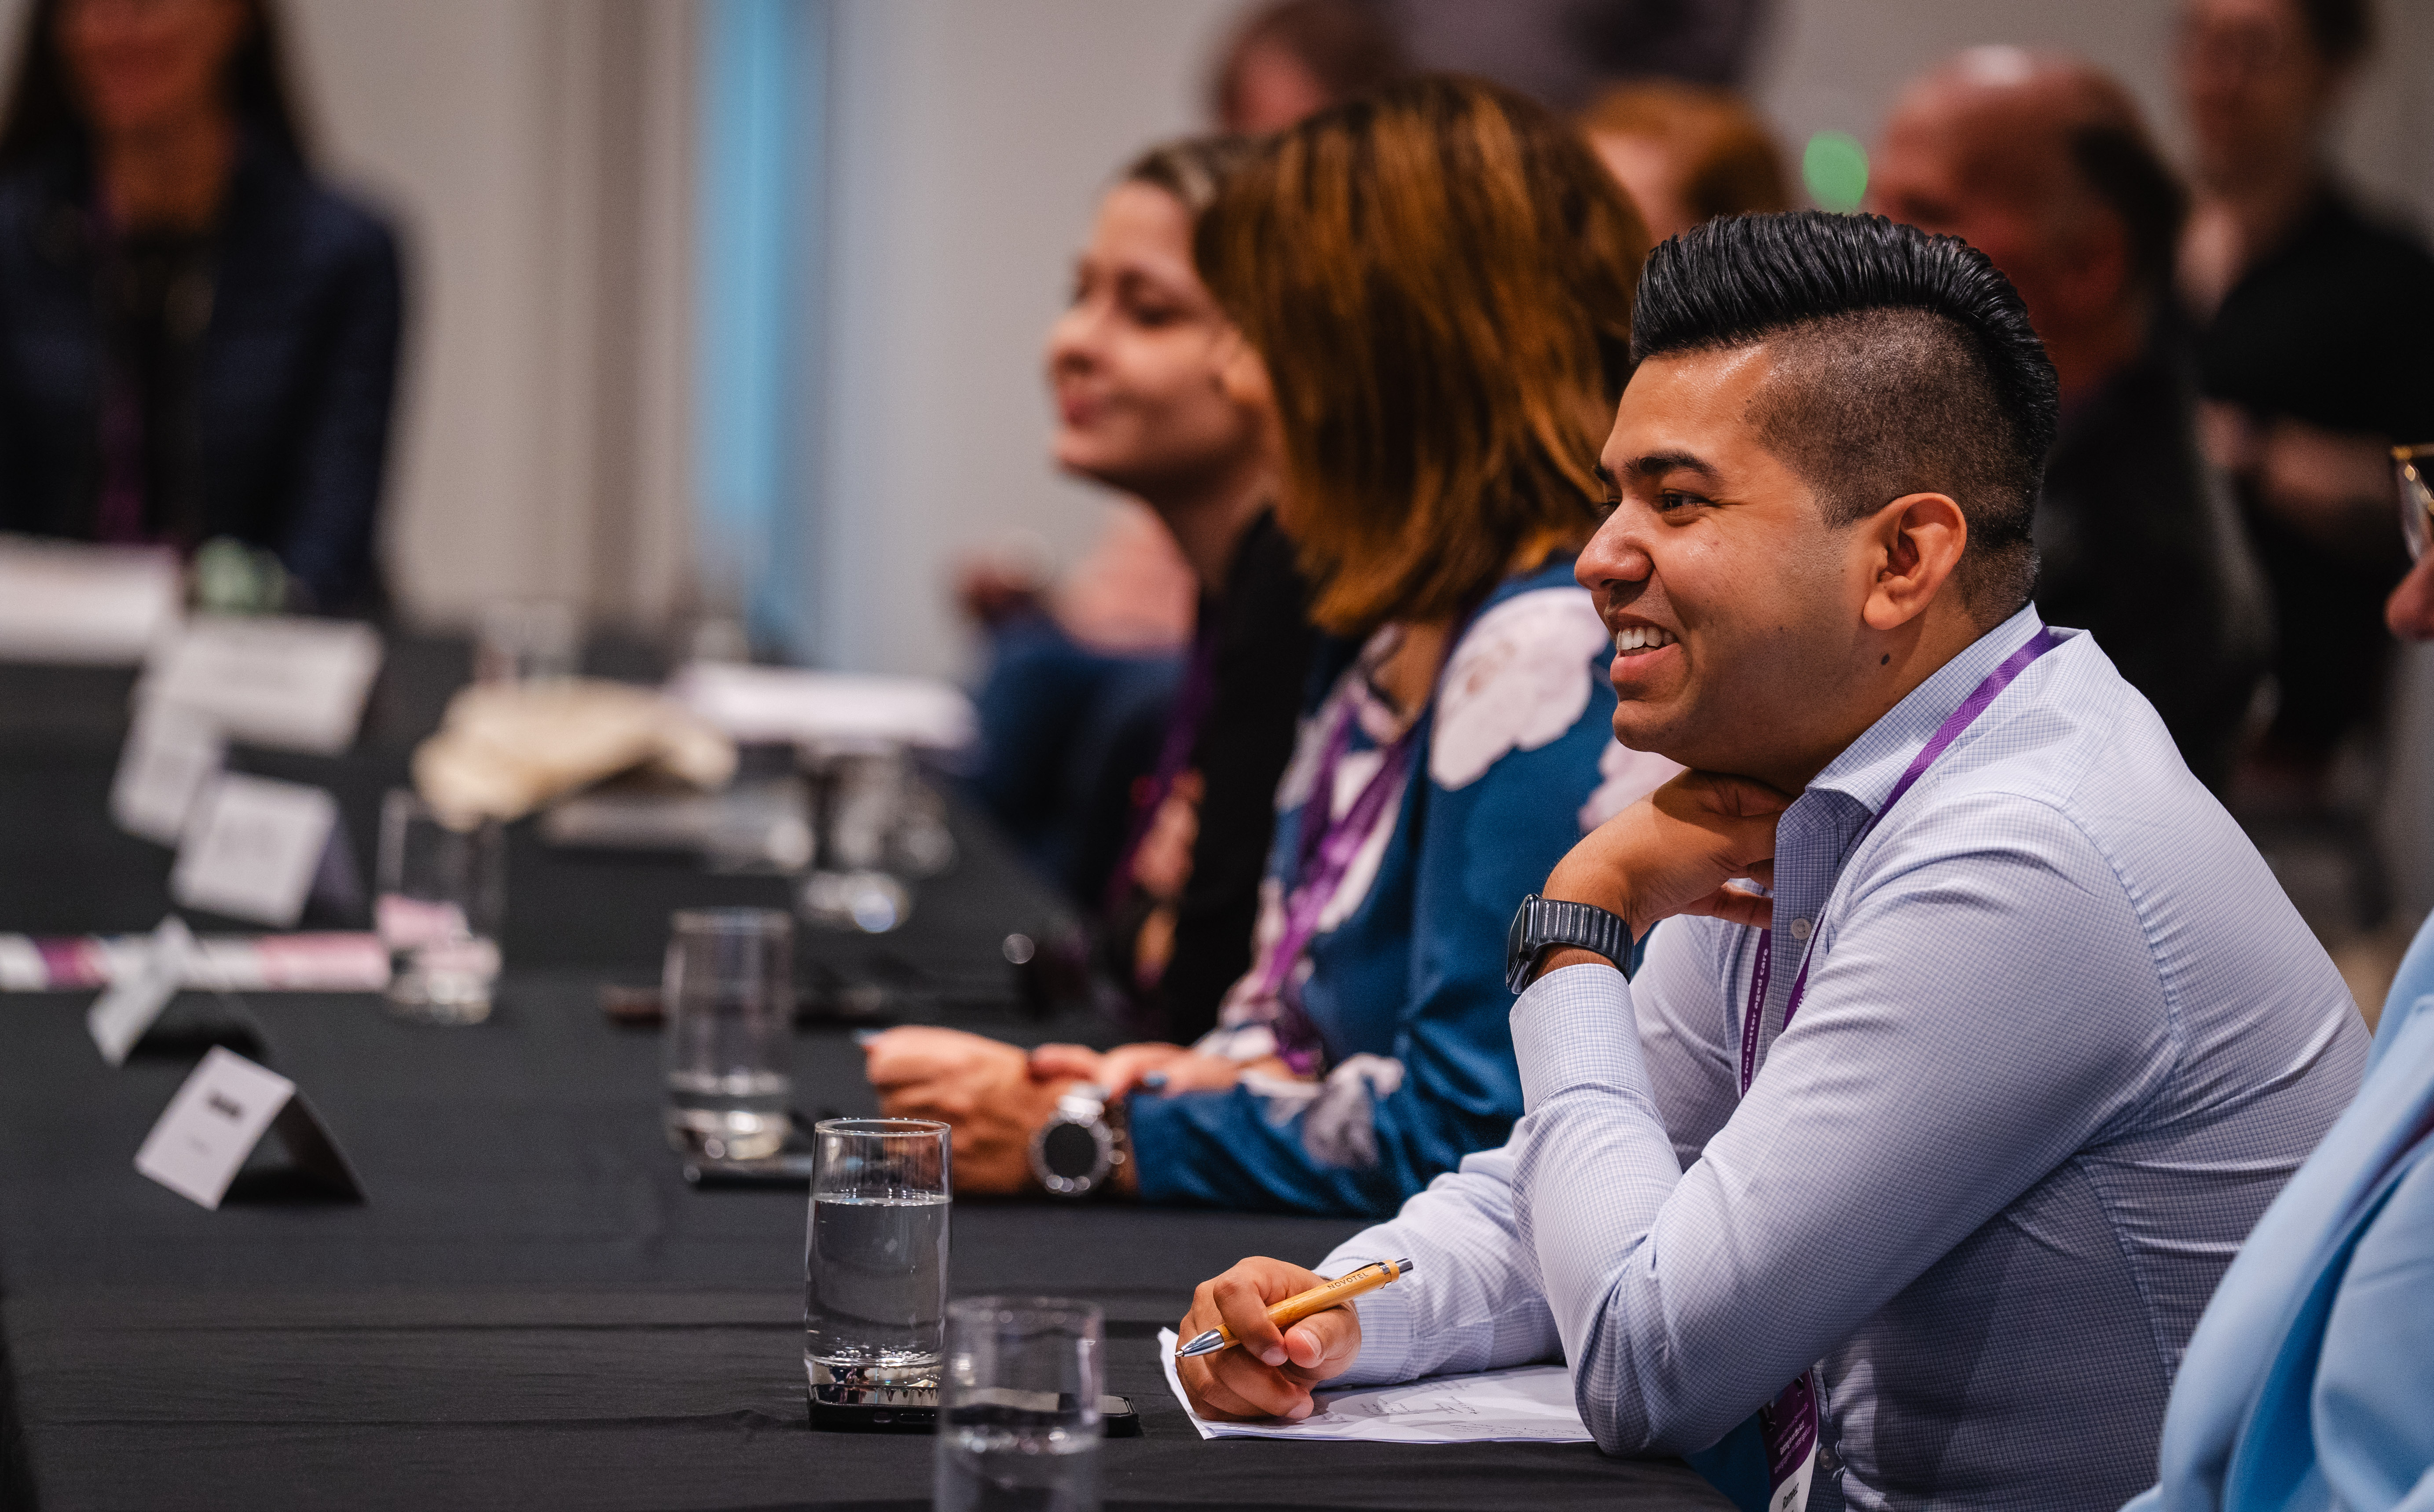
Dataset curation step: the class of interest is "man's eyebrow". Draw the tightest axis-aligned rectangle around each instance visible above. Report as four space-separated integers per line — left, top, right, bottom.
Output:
1628 450 1719 480
1591 462 1618 488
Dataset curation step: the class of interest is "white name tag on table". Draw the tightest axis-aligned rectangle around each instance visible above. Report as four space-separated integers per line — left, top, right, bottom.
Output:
1156 1329 1593 1444
139 615 383 754
133 1047 296 1209
0 536 181 664
134 1046 365 1210
87 916 198 1066
171 775 337 927
110 707 226 845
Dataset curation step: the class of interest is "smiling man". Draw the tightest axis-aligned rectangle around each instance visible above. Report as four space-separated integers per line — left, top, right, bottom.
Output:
1171 212 2368 1512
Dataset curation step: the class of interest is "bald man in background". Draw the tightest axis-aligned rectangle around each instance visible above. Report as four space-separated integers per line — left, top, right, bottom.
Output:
1874 48 2268 791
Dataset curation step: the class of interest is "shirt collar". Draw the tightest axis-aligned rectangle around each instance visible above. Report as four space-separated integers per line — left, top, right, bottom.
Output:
1805 604 2050 817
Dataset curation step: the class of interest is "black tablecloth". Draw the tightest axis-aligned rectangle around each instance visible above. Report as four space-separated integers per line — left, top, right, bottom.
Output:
0 648 1727 1512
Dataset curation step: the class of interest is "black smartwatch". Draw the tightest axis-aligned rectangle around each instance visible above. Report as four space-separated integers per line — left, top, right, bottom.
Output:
1029 1083 1128 1198
1504 893 1635 993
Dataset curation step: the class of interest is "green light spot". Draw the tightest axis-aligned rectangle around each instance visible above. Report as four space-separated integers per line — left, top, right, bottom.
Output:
1802 131 1869 212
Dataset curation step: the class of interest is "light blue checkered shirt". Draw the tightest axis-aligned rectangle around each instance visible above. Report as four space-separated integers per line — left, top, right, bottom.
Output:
1318 607 2369 1512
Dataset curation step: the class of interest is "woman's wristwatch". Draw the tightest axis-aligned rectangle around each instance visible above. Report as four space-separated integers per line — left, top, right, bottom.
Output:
1504 893 1635 993
1029 1083 1129 1198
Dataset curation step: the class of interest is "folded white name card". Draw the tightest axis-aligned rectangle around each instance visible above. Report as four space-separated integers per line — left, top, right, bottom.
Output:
171 775 339 927
133 1046 364 1210
87 916 197 1066
110 707 227 845
134 1047 296 1209
0 536 182 665
139 614 383 754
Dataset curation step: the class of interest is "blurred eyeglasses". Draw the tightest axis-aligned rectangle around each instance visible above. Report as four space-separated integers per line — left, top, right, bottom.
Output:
2399 445 2434 562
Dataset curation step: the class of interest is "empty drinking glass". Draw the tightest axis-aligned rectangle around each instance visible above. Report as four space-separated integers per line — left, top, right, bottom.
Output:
805 1118 952 1407
796 742 954 935
936 1297 1103 1512
473 598 579 685
662 908 793 1160
376 789 504 1025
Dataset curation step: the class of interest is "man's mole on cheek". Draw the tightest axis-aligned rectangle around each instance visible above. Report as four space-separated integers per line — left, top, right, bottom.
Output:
1880 654 1890 665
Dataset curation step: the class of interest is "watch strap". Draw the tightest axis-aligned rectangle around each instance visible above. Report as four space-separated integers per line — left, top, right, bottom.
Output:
1508 893 1635 993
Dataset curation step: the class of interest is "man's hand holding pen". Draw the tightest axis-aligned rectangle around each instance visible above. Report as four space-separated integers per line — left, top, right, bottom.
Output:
1174 1256 1365 1420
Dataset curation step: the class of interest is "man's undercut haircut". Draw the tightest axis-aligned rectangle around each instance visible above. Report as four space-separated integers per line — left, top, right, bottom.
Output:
1632 210 2060 620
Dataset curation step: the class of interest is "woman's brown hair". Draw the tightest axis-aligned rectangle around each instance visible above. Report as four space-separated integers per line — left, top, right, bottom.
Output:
1195 74 1647 636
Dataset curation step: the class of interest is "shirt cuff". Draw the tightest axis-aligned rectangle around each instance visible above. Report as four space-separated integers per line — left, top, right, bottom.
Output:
1510 959 1648 1113
1312 1250 1415 1387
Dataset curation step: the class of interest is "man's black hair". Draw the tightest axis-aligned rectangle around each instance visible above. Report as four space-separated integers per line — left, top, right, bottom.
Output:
1631 210 2060 619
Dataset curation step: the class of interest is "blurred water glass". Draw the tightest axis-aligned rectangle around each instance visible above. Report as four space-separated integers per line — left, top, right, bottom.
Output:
936 1296 1103 1512
806 1118 952 1405
377 789 503 1025
474 599 579 685
797 742 954 935
662 908 793 1160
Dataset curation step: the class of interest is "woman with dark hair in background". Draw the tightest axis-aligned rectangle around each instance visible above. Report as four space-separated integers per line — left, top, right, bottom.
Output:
964 135 1316 1042
0 0 402 614
872 77 1673 1216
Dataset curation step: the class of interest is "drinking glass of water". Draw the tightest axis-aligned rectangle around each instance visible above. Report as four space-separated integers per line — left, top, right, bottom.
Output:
662 908 793 1160
936 1296 1103 1512
376 789 504 1025
805 1117 951 1407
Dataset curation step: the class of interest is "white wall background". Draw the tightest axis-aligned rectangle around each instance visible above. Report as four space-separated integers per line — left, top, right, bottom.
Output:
283 0 699 632
813 0 1241 677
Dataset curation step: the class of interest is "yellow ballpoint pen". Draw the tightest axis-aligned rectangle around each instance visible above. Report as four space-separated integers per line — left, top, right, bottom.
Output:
1173 1258 1415 1359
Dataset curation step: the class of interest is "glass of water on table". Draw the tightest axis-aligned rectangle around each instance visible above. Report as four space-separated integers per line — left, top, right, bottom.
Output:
662 907 794 1160
377 790 504 1025
938 1297 1104 1512
806 1118 952 1408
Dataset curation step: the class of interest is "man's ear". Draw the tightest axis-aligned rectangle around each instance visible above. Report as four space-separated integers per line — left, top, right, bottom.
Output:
1859 492 1968 631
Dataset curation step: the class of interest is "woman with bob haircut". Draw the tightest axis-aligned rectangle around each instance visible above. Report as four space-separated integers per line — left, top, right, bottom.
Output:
871 75 1674 1216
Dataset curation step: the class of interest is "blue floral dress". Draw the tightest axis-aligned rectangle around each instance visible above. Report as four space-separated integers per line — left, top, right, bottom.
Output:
1126 556 1680 1215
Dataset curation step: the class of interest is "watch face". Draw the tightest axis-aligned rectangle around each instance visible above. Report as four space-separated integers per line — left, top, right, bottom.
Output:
1507 893 1533 969
1040 1120 1101 1180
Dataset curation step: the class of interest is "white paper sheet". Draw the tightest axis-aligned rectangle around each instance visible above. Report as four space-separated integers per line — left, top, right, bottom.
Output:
1155 1329 1594 1445
670 661 975 751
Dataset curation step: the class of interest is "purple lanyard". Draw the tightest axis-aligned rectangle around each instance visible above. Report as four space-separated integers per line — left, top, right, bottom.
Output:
1105 618 1222 913
1737 627 2064 1096
1738 625 2065 1506
1255 699 1422 1007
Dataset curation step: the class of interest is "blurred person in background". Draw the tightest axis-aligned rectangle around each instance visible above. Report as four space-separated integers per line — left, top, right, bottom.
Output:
2177 0 2434 809
968 1 1401 914
1043 135 1319 1042
1578 78 1789 245
0 0 402 615
2124 456 2434 1512
1209 0 1405 135
1390 0 1768 111
1873 47 2269 791
871 77 1671 1215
